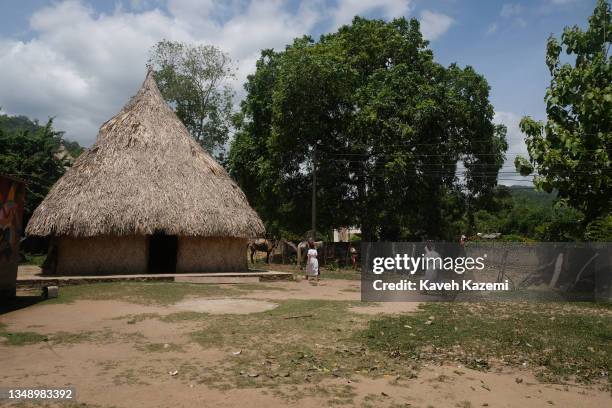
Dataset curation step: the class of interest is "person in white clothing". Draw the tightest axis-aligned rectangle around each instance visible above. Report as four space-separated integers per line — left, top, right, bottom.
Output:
423 242 440 283
305 239 319 281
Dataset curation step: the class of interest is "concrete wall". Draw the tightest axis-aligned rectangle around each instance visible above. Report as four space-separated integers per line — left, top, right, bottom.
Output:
177 237 247 272
55 235 147 275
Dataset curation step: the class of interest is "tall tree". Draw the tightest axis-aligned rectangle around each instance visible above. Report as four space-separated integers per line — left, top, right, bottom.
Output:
149 40 235 154
516 0 611 224
229 17 506 240
0 116 67 225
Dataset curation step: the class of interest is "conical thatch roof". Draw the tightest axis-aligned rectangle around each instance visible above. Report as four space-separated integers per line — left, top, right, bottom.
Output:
26 70 265 239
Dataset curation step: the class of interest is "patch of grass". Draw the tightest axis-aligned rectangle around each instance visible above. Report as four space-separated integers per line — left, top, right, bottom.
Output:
160 311 209 322
0 323 47 345
50 330 100 345
188 299 362 349
234 283 288 292
361 302 612 386
112 312 161 323
319 269 360 280
179 299 418 396
0 323 145 347
112 367 150 386
43 282 238 305
20 253 46 266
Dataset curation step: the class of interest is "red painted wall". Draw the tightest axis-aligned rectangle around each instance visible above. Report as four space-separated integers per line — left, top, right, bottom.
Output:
0 175 26 298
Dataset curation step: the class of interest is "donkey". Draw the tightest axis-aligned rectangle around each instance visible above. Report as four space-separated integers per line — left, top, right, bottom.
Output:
247 238 278 264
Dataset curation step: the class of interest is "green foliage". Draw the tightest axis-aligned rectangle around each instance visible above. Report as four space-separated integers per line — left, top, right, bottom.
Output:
517 0 611 223
0 114 68 225
61 139 84 157
42 281 238 305
533 203 584 241
149 40 235 155
21 253 47 266
0 114 41 134
498 234 535 243
471 186 585 241
229 18 507 240
0 323 47 346
585 215 612 241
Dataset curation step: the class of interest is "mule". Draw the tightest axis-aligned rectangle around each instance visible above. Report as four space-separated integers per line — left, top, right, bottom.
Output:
247 238 278 264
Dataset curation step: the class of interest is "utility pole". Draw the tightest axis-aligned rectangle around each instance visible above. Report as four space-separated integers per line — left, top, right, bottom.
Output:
311 143 317 240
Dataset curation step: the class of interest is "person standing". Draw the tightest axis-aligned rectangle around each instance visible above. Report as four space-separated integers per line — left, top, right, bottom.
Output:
423 242 440 283
349 244 357 270
305 239 319 281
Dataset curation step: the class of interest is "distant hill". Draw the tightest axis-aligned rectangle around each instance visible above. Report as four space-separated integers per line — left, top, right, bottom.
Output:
0 114 41 135
508 185 557 207
0 113 84 157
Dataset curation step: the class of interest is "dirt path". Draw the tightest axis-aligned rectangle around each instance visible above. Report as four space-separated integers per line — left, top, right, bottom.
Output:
1 280 609 407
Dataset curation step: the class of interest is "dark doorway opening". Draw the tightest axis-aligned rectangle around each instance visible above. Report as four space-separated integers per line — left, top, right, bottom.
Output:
148 232 178 273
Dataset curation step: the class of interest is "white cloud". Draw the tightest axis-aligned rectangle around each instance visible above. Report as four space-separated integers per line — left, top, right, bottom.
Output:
0 1 196 145
499 3 528 29
485 22 498 35
331 0 411 28
500 3 523 18
550 0 578 4
514 17 527 28
0 0 326 145
0 0 419 146
419 10 453 41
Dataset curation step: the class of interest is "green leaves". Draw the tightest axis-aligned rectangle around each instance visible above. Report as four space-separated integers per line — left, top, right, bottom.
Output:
514 157 534 177
519 0 611 227
0 115 67 225
228 17 506 240
149 40 235 155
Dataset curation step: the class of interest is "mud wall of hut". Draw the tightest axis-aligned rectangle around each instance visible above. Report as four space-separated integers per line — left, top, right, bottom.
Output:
55 235 148 275
176 237 247 272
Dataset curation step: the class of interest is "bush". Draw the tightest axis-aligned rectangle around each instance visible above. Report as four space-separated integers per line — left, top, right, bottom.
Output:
585 216 612 242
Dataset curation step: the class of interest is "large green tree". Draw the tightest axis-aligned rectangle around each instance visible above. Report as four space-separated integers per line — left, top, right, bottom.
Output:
149 40 235 154
229 17 507 240
0 115 68 225
516 0 611 225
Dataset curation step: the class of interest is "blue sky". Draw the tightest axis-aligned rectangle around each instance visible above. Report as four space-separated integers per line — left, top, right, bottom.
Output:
0 0 598 184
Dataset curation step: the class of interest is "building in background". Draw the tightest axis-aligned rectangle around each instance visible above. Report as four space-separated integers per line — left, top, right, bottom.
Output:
332 226 361 242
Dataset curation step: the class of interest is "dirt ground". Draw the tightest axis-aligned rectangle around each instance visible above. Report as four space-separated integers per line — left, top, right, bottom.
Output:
1 278 610 408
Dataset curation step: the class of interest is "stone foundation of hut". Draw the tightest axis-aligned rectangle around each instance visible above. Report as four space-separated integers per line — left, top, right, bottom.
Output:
47 236 248 275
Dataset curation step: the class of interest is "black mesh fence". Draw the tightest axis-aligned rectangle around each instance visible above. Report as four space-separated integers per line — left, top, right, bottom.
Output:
361 242 612 302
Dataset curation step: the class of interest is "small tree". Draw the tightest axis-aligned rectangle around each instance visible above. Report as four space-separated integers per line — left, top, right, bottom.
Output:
149 40 235 154
516 0 611 225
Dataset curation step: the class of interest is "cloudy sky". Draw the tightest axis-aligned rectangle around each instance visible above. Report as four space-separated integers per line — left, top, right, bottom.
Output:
0 0 597 184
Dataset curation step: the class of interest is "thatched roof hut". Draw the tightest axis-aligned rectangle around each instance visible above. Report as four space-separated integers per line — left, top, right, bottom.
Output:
26 70 264 275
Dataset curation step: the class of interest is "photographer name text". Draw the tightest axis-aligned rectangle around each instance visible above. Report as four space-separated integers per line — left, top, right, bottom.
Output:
372 279 510 292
